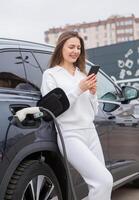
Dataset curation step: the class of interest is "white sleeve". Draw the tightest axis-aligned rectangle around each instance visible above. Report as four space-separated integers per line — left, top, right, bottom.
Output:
41 70 57 96
89 93 99 115
66 84 83 106
41 70 83 106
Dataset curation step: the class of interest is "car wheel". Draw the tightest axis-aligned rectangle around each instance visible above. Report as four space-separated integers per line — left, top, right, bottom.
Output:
5 160 63 200
132 179 139 188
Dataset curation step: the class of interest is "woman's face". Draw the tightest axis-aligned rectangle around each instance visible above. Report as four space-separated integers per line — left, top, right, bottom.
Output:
62 37 81 65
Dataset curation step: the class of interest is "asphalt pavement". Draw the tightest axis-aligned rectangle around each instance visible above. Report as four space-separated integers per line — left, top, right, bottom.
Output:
82 184 139 200
112 184 139 200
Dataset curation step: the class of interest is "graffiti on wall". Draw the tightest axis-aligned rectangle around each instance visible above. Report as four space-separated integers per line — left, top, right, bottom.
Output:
87 40 139 89
115 47 139 89
117 48 139 79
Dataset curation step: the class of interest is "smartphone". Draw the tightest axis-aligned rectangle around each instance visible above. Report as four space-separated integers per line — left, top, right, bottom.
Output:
88 65 100 76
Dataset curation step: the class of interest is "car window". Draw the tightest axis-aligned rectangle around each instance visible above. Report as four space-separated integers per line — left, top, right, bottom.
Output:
20 51 42 90
85 62 120 101
97 72 120 101
0 50 26 89
33 52 52 72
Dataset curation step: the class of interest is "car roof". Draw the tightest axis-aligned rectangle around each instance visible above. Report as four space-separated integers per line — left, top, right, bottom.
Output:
0 38 54 52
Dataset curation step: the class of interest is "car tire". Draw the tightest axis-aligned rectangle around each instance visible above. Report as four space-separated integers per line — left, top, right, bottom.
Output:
132 179 139 188
5 160 63 200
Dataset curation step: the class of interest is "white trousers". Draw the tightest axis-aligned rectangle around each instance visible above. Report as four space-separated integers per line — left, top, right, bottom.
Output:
57 128 113 200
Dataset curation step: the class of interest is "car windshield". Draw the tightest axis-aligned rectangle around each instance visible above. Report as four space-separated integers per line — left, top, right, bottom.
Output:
85 61 122 100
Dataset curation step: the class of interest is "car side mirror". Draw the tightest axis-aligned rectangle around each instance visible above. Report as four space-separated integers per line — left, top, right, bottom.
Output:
101 92 117 101
103 103 120 112
122 86 139 101
101 92 120 112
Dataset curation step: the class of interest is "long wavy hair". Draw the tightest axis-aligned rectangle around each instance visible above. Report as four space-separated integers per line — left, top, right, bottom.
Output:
49 31 86 73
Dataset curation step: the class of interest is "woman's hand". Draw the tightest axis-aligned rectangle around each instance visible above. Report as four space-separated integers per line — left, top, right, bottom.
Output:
89 74 97 94
79 74 97 93
89 83 96 95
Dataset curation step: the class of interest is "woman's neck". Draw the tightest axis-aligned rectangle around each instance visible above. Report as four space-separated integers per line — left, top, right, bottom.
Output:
59 62 76 75
60 61 74 69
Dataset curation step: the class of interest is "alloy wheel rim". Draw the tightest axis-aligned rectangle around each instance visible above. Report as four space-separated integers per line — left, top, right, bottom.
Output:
21 175 59 200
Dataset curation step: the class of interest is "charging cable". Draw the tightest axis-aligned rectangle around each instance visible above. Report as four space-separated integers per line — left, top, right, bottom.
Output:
5 106 77 200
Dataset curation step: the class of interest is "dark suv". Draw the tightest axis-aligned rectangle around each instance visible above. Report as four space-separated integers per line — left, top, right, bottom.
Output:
0 38 139 200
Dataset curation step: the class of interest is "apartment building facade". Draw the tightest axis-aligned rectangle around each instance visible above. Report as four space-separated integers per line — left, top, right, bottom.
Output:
44 14 139 49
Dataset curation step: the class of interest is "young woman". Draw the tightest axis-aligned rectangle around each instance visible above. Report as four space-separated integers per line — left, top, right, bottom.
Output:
41 31 113 200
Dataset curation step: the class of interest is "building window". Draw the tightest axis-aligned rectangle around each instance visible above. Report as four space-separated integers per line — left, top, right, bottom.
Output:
45 36 49 43
110 32 112 38
104 32 107 37
116 22 120 26
83 28 86 33
128 20 133 25
120 21 124 26
74 28 80 32
111 23 115 29
96 26 99 32
84 36 88 40
117 29 124 34
125 29 133 33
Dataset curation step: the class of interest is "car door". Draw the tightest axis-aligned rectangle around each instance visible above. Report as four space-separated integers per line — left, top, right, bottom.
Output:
97 71 139 185
0 48 29 158
94 71 122 169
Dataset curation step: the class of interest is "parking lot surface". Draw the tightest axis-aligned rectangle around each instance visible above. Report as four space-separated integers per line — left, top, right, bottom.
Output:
82 184 139 200
112 185 139 200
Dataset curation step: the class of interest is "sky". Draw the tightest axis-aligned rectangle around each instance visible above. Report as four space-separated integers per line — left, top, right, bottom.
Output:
0 0 139 44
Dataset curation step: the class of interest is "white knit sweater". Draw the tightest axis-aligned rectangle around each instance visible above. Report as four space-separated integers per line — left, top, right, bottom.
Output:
41 66 98 131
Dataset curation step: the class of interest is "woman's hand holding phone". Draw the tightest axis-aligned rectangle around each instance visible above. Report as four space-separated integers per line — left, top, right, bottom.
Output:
88 65 100 76
89 82 97 94
79 74 97 93
88 74 97 94
87 65 100 94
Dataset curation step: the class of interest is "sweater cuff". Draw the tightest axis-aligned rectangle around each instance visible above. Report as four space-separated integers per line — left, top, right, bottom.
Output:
76 85 83 96
90 93 98 100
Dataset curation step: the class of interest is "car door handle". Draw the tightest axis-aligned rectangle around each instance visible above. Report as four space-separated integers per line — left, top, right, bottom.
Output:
108 116 116 120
